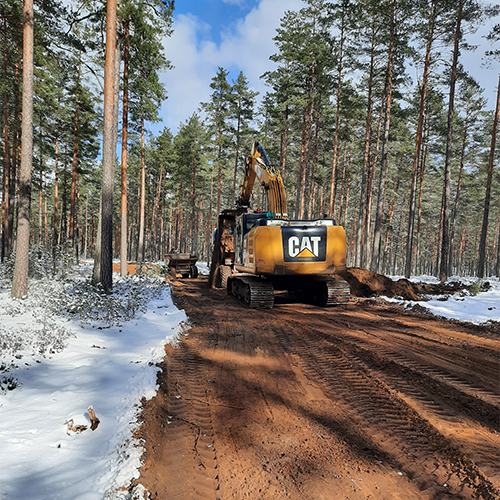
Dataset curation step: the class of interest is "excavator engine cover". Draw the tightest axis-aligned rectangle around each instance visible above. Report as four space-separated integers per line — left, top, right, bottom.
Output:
282 226 327 262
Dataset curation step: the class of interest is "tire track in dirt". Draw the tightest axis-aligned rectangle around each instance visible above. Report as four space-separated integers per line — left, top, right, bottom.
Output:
276 313 500 499
136 279 500 499
294 305 500 486
137 336 219 499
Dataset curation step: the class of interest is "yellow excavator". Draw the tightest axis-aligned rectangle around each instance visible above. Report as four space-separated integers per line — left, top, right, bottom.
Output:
209 141 350 308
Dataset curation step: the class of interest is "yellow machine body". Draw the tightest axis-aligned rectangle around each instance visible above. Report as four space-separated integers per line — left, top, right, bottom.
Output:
234 216 347 276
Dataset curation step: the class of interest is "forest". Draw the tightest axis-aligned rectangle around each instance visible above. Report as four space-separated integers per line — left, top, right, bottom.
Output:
1 0 500 297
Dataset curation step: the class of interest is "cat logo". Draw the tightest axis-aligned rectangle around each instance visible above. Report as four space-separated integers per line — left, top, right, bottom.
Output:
282 227 327 262
288 236 322 258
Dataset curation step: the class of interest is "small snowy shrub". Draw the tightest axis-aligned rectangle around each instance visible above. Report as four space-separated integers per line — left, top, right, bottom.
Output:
469 280 481 296
0 244 78 287
0 257 169 372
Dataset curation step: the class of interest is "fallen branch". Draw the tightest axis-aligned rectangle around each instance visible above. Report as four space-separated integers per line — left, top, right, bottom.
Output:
88 406 100 431
66 419 88 434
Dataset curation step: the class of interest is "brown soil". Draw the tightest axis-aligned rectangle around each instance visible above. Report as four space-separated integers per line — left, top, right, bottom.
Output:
134 271 500 500
339 267 483 301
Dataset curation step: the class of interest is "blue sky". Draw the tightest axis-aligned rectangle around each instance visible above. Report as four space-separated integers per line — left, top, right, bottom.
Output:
156 0 303 134
156 0 499 136
174 0 260 47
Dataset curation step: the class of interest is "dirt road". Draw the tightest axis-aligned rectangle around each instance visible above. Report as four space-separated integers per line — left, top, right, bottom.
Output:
136 276 500 499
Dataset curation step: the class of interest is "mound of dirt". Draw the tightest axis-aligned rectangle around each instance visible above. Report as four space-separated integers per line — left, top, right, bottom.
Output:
339 268 422 301
339 268 480 301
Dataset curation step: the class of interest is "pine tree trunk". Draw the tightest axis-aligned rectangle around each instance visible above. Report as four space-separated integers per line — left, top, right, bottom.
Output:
12 0 34 299
120 18 129 276
95 0 117 292
281 61 290 183
216 113 223 215
295 108 307 218
190 145 197 253
153 165 164 259
415 136 428 274
10 61 20 248
405 0 436 278
302 41 316 220
478 72 500 277
232 106 241 208
448 102 469 275
53 137 59 250
69 60 80 247
61 156 67 244
38 123 43 245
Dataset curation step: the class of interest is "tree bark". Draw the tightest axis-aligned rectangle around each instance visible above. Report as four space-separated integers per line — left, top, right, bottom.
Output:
355 29 376 268
448 101 470 275
329 13 345 218
11 0 34 299
69 60 80 246
53 136 59 250
478 73 500 277
137 110 146 266
95 0 117 293
231 99 241 208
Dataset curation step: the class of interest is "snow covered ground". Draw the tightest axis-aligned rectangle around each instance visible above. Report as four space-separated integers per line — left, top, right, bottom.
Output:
387 275 500 325
0 258 498 500
0 259 187 500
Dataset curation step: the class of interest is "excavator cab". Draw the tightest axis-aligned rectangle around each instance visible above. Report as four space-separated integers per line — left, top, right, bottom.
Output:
234 212 268 267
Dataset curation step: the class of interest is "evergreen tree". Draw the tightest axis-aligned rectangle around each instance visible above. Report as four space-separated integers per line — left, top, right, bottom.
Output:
230 72 258 207
201 67 233 216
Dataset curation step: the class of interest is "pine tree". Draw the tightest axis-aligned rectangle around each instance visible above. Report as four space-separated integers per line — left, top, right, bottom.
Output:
201 67 233 216
230 72 258 207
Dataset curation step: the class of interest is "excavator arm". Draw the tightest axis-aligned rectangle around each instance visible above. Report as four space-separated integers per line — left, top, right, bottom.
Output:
238 141 288 219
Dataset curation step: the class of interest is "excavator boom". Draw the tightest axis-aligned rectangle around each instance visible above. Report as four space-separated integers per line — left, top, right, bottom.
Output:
238 142 287 219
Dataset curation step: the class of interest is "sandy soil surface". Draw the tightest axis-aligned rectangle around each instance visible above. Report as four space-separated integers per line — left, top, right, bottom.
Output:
135 274 499 500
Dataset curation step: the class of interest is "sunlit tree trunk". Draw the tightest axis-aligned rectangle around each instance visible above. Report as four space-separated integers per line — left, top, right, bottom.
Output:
355 31 375 268
94 0 117 292
371 0 395 273
12 0 34 298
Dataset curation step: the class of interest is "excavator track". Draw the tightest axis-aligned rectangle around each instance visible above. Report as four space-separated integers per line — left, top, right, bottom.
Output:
228 275 274 309
313 276 351 306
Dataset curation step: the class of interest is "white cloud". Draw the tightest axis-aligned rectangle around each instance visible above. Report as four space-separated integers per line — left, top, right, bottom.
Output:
156 0 304 134
157 0 498 135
